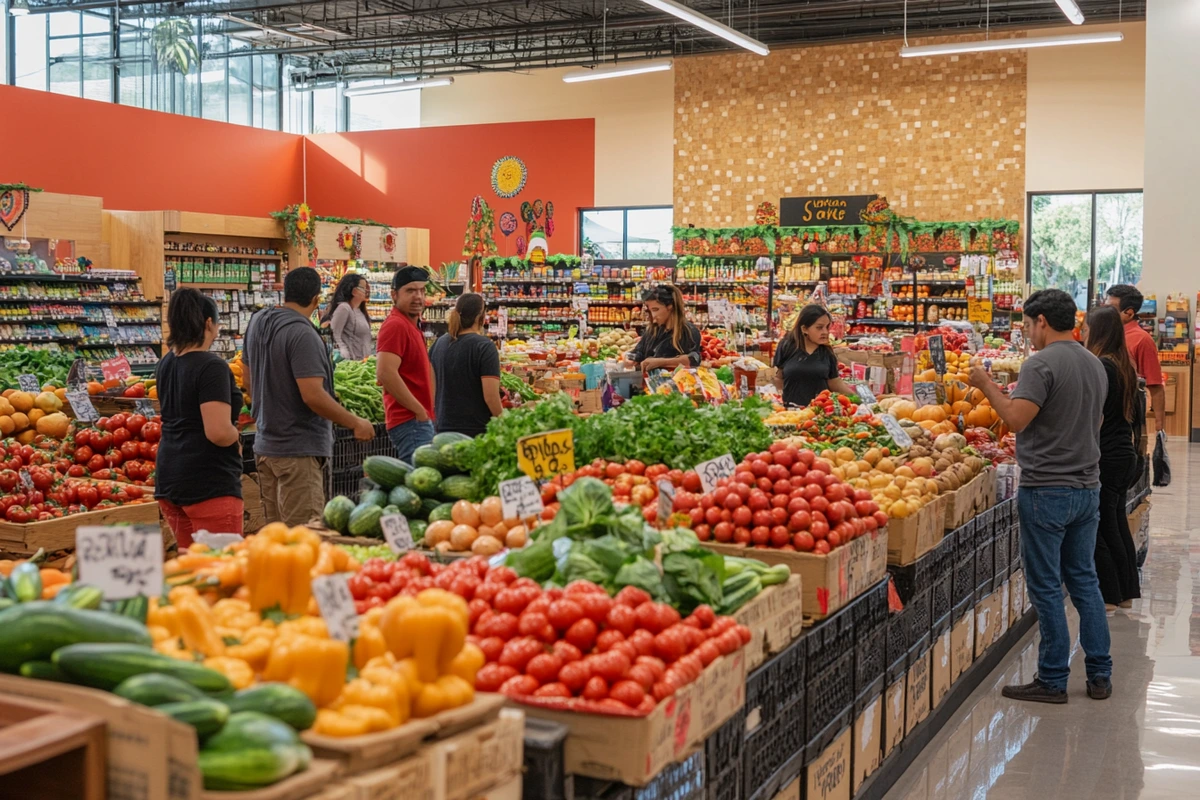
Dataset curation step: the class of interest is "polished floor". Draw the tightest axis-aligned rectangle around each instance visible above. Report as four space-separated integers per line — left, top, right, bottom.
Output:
883 441 1200 800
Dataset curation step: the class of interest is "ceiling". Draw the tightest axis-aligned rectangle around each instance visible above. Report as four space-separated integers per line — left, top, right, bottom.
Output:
29 0 1146 84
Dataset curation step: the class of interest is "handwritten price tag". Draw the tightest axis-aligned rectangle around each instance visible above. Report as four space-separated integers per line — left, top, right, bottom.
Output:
76 525 163 600
913 382 940 408
657 479 676 522
193 532 244 550
65 388 99 422
853 383 877 419
880 414 913 449
18 469 33 491
16 374 40 392
516 428 576 481
696 453 736 494
312 574 359 642
135 399 156 416
381 514 414 554
928 335 946 376
499 476 543 522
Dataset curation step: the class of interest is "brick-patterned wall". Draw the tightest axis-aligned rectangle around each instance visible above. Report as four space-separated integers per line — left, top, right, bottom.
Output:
674 37 1027 228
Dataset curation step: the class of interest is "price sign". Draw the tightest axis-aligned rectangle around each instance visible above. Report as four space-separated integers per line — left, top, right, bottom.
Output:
851 362 867 381
657 479 676 522
927 335 947 376
880 414 914 449
967 297 993 324
516 429 576 481
708 299 736 326
17 374 40 393
65 388 99 422
101 355 132 382
696 453 736 494
103 308 118 328
18 469 33 491
134 399 156 416
76 525 163 600
966 329 984 353
913 382 940 408
311 574 359 642
497 307 508 337
853 383 877 418
164 268 177 291
193 532 244 550
499 476 543 522
381 514 415 554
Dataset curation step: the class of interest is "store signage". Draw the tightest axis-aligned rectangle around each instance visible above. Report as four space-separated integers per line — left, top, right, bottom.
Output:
164 268 177 291
312 574 359 641
780 195 875 226
76 525 163 600
380 514 414 554
657 480 676 522
913 382 940 408
927 335 946 376
497 307 508 337
696 454 737 494
708 298 736 326
967 297 993 324
880 415 913 449
65 388 99 422
16 374 40 393
499 476 543 522
516 428 576 481
101 355 132 382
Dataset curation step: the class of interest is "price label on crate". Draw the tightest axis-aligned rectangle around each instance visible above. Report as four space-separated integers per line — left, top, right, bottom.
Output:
380 514 415 554
193 532 244 550
927 334 947 376
65 387 99 422
853 383 877 418
657 479 676 522
311 574 359 642
516 429 575 481
499 476 543 522
76 525 163 600
16 374 40 393
880 414 913 449
101 355 132 382
134 399 156 416
695 453 736 494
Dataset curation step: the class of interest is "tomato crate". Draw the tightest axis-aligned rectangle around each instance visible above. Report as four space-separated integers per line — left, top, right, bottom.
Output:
803 605 855 683
849 578 890 644
331 422 392 473
805 649 854 743
522 718 569 800
744 633 806 731
854 623 887 694
705 707 745 778
743 696 806 800
707 762 741 800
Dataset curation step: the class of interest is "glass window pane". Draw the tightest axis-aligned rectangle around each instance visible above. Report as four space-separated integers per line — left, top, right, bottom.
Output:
48 37 81 97
1095 193 1144 293
1029 194 1093 310
81 11 108 34
347 87 421 131
200 34 227 121
14 14 47 90
582 210 625 259
48 11 79 36
228 54 251 126
81 34 110 101
312 87 337 133
626 208 674 259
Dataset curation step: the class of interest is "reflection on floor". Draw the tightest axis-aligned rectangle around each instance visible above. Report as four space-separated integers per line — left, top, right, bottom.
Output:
882 440 1200 800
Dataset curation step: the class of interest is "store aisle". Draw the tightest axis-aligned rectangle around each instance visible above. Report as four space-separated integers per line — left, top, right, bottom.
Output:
883 440 1200 800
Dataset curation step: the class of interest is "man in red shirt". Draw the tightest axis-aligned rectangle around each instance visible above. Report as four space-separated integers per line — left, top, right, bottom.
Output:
376 266 436 462
1105 285 1164 432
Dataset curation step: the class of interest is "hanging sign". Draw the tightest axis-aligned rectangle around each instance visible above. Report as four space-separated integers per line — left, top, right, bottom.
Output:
380 514 414 554
695 454 737 494
968 297 993 324
927 335 947 376
76 525 163 600
311 574 359 642
779 195 875 226
101 355 132 382
516 429 576 481
499 476 543 522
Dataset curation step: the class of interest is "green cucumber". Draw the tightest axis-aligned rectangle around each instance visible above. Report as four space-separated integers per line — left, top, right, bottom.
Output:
19 660 71 683
114 596 149 624
156 699 230 738
0 602 153 673
361 456 413 491
54 584 104 610
113 672 209 706
198 711 310 789
224 683 317 732
10 562 42 603
53 643 232 692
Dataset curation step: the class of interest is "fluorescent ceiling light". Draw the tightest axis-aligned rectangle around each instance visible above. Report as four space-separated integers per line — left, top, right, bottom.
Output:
1054 0 1085 25
563 59 672 83
637 0 769 56
343 77 453 97
217 14 327 44
9 0 30 16
900 31 1123 58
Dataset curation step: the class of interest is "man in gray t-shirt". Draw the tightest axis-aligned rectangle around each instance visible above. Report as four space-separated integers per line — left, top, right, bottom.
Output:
968 289 1112 705
244 268 374 527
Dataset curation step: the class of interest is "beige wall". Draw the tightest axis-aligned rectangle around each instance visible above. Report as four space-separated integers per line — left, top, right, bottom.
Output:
420 67 674 207
1025 22 1145 192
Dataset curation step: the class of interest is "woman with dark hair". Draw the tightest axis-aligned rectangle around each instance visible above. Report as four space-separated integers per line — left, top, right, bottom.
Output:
324 273 373 360
1084 304 1143 610
155 288 244 547
626 284 702 370
772 304 852 407
428 293 502 436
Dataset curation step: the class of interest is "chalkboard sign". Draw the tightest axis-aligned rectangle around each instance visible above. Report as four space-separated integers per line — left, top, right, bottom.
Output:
780 195 875 226
928 334 947 376
164 268 177 291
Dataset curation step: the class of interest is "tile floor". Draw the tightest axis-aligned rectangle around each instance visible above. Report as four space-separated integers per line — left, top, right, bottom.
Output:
883 441 1199 800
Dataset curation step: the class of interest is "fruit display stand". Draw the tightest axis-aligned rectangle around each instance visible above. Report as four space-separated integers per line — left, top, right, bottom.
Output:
0 693 105 800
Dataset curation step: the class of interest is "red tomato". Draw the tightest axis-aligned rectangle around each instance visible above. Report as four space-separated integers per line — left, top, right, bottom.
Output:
810 496 830 514
593 650 631 683
732 506 753 527
713 522 734 542
735 470 756 487
770 526 791 547
682 471 702 492
547 599 584 631
694 524 711 541
582 676 609 700
558 660 592 693
751 509 773 528
476 664 519 692
87 455 106 472
605 605 638 638
747 490 770 512
577 593 613 624
770 493 791 510
565 618 599 651
789 510 812 531
814 540 831 554
750 526 770 545
627 664 657 691
773 479 792 496
499 637 543 672
722 493 742 511
704 506 723 526
614 586 651 608
499 674 540 697
595 629 626 652
770 507 789 526
610 680 647 708
826 502 845 524
768 464 790 483
526 653 564 684
734 527 751 544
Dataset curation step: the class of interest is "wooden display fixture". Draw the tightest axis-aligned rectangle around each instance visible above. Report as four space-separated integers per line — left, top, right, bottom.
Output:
289 222 430 268
0 694 106 800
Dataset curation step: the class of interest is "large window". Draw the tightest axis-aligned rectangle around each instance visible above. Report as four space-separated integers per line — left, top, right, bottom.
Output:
1027 191 1144 309
580 206 673 260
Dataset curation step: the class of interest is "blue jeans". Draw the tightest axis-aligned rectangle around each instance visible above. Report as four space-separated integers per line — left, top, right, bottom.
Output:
1018 486 1112 691
388 419 435 464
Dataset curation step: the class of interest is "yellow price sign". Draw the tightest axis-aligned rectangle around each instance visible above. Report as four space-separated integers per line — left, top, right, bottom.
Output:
968 297 993 324
516 429 576 481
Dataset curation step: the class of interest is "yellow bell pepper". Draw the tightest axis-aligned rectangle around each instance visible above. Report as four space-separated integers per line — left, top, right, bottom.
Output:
278 615 329 639
312 542 360 577
148 625 174 644
312 708 370 738
394 658 425 700
334 677 407 726
412 675 475 718
147 599 181 638
337 705 393 733
447 642 485 687
353 608 388 670
262 634 348 708
380 590 469 683
212 599 261 632
204 657 255 690
154 637 194 660
225 629 274 672
246 524 321 614
174 593 225 658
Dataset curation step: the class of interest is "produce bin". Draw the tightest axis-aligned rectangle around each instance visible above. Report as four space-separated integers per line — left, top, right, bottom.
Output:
0 501 161 557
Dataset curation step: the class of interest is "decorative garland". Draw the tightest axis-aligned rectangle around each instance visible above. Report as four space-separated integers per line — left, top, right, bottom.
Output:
462 195 497 259
0 183 43 193
337 226 363 259
381 228 397 256
271 202 317 260
481 254 582 270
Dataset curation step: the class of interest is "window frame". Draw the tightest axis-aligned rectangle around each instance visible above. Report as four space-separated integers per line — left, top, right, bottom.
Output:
578 205 673 261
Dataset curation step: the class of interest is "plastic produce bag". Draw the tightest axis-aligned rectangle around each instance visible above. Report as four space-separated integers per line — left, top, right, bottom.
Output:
1152 430 1171 487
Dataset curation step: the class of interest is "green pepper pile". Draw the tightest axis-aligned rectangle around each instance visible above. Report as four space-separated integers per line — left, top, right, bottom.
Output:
333 357 384 423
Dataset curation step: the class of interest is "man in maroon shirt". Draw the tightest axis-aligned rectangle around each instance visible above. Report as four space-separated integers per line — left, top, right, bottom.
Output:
1105 285 1164 433
376 266 436 462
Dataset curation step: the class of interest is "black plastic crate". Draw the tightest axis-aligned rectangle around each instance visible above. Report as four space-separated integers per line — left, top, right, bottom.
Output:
636 751 705 800
951 556 974 609
902 589 932 648
804 607 855 683
743 696 806 800
954 518 975 564
885 611 907 670
331 422 392 472
1009 522 1022 571
931 571 953 624
574 777 634 800
523 718 569 800
325 466 372 503
804 705 851 765
931 610 951 639
745 634 806 733
705 706 746 777
854 624 886 695
888 551 936 606
993 527 1011 580
806 649 854 742
974 539 994 593
707 762 741 800
849 579 890 644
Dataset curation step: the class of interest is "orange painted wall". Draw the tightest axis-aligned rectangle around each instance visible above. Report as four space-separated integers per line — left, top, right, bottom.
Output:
0 84 303 216
304 119 595 266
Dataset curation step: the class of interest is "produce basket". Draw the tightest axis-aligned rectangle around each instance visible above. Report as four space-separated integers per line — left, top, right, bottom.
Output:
0 501 161 556
90 395 161 417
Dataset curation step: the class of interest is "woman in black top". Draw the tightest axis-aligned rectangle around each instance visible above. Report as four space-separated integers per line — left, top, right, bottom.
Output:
772 304 852 407
1084 305 1143 610
626 284 701 370
156 289 244 547
428 293 502 436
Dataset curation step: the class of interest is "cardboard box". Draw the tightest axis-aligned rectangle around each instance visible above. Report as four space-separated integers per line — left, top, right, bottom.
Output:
974 591 1003 657
997 581 1011 640
931 628 952 709
883 678 905 758
943 470 997 532
805 725 852 800
905 649 931 734
1009 570 1025 626
703 529 886 623
951 611 975 684
520 652 744 785
734 574 804 670
851 693 883 795
774 776 802 800
0 501 161 555
436 709 525 800
0 673 200 800
346 749 436 800
473 775 522 800
576 389 604 414
886 494 946 566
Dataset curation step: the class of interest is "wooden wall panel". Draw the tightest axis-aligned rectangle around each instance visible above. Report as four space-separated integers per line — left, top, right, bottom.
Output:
17 191 109 268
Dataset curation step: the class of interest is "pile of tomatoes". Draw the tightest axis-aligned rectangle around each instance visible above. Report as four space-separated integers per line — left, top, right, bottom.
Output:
0 470 150 522
61 413 159 484
539 460 704 526
691 441 887 553
347 552 475 614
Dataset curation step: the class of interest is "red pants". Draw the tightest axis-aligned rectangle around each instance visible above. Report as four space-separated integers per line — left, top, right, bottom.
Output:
159 496 244 549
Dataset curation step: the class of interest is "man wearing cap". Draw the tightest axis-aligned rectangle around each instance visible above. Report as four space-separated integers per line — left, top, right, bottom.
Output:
376 267 436 462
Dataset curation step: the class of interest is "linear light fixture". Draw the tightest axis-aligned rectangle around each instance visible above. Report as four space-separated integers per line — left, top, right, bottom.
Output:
9 0 30 16
216 13 328 45
636 0 769 56
899 30 1123 58
343 77 454 97
1054 0 1085 25
563 59 672 83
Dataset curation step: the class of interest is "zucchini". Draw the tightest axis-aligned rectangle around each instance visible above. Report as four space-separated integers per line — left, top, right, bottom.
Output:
113 673 209 706
53 643 232 693
10 562 42 603
224 683 317 732
718 572 762 615
19 660 71 683
198 711 311 789
54 584 105 610
156 699 230 738
0 602 152 673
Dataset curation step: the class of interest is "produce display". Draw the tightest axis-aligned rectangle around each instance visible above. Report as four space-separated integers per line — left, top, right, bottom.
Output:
333 357 384 423
0 389 68 442
0 347 75 391
85 375 156 399
766 391 900 457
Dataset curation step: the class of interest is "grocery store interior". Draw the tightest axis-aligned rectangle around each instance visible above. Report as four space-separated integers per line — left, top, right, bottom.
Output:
0 0 1196 798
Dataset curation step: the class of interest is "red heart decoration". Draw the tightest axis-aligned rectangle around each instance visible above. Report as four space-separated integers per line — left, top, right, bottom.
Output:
0 190 28 232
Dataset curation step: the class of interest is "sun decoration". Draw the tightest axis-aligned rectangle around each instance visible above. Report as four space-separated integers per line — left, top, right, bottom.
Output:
296 202 311 231
491 156 527 199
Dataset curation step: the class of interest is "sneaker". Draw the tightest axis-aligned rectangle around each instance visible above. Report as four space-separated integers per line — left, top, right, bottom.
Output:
1105 603 1118 613
1118 600 1133 609
1087 676 1112 700
1002 678 1068 704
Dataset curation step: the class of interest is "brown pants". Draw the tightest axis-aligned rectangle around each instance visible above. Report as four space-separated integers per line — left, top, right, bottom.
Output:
256 456 326 527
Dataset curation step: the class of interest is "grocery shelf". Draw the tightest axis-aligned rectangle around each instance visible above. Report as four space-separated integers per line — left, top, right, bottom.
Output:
0 272 139 284
849 318 913 326
78 340 161 347
165 250 283 259
0 337 79 344
179 282 253 291
0 316 89 324
892 298 968 304
483 296 571 304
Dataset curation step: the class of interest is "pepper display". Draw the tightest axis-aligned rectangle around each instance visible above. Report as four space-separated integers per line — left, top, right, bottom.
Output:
246 524 322 615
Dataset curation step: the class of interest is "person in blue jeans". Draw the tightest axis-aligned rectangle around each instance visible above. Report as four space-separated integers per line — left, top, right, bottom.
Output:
376 267 436 463
969 288 1114 703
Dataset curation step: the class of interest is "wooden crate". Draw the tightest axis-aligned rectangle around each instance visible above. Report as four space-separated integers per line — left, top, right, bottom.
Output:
0 502 161 556
0 693 106 800
200 759 340 800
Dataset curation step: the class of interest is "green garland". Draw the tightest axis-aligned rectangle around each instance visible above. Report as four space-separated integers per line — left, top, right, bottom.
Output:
482 254 582 270
0 183 43 193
